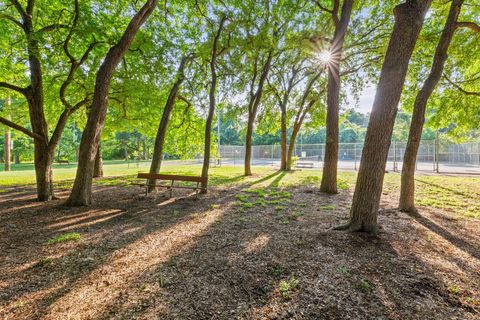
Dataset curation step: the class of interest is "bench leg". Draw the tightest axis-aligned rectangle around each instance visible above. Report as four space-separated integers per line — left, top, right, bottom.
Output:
145 185 148 196
195 182 199 199
169 180 174 198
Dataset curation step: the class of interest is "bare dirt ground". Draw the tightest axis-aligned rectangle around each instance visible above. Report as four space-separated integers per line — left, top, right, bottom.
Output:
1 175 479 319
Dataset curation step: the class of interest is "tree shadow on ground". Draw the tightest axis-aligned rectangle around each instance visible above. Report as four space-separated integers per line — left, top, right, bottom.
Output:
90 188 478 319
415 178 480 199
1 175 478 319
414 214 480 261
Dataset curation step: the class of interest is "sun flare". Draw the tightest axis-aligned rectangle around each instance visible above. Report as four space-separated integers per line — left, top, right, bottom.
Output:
316 50 333 65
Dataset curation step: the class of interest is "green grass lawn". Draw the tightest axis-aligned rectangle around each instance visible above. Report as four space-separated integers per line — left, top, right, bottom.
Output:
1 161 479 218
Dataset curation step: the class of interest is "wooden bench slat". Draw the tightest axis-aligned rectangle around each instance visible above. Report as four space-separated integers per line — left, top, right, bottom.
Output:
137 173 206 183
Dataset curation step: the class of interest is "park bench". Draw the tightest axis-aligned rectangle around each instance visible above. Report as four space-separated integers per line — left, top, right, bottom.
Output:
133 173 207 198
296 162 314 169
57 159 70 165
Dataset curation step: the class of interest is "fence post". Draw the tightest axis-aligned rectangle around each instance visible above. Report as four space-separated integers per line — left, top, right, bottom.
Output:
354 143 357 171
271 144 274 165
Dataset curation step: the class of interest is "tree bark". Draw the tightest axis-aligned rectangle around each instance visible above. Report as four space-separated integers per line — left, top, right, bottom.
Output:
244 51 273 176
280 108 287 170
346 0 432 234
34 144 55 201
142 139 147 160
148 55 190 191
66 0 159 206
286 124 300 171
244 112 255 176
201 17 227 193
4 130 11 171
24 6 53 201
320 0 354 194
399 0 463 213
93 143 103 178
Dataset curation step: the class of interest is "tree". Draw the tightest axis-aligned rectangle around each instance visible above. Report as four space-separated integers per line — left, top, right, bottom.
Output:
0 0 95 200
339 0 432 234
201 16 228 192
3 96 11 171
286 71 324 170
66 0 159 206
316 0 355 193
268 52 306 170
400 0 478 213
148 55 192 191
244 49 274 176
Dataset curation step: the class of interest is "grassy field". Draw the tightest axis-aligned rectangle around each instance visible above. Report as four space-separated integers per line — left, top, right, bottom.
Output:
1 161 479 218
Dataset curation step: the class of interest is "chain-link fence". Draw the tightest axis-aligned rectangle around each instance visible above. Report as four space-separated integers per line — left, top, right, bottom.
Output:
218 141 480 174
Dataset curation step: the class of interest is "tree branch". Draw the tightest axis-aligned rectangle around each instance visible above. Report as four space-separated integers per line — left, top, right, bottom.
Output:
0 116 42 140
0 81 29 96
456 21 480 33
8 0 27 19
313 0 333 14
443 73 480 96
37 24 69 33
0 13 24 29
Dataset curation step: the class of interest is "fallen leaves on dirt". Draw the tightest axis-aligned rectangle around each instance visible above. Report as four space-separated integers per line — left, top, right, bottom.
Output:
0 181 479 319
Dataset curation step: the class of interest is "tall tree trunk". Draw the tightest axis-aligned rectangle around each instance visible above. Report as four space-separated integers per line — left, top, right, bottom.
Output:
280 108 287 170
148 55 190 191
320 0 354 194
142 139 147 160
66 0 159 206
14 153 20 164
286 124 301 171
4 96 11 171
244 51 274 176
21 4 54 201
399 0 463 213
244 113 255 176
345 0 432 234
93 143 103 178
34 143 55 201
201 17 227 193
4 129 11 172
0 2 89 201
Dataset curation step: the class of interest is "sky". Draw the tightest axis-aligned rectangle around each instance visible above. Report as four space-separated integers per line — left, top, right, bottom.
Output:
346 85 376 114
357 86 376 114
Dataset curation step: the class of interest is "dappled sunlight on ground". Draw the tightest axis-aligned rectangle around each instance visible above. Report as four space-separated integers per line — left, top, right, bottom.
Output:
1 167 480 319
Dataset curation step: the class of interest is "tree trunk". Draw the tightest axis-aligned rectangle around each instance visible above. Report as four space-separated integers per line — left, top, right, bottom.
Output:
201 17 227 193
280 107 287 170
34 143 55 201
142 139 147 160
320 0 354 194
346 0 432 234
4 129 11 171
0 2 86 201
124 147 129 161
148 55 190 191
244 51 274 176
244 112 255 176
25 11 54 201
399 0 463 213
66 0 158 206
14 153 20 164
93 143 103 178
286 125 301 171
